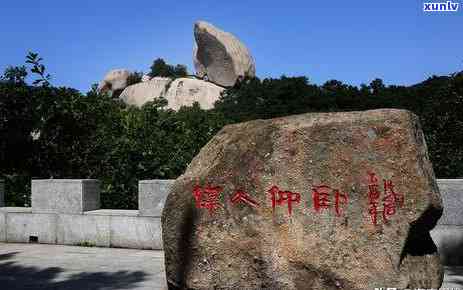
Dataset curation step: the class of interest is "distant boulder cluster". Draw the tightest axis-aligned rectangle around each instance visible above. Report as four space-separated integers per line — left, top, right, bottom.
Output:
97 21 256 110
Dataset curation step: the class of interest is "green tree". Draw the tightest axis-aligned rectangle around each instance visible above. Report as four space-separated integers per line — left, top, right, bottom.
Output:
173 64 188 78
26 52 51 86
126 71 144 86
2 51 463 209
148 58 188 78
370 78 385 95
215 71 463 178
1 66 27 84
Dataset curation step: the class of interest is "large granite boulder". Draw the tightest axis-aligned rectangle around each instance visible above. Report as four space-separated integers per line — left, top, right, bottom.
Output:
162 109 443 290
163 78 224 110
119 77 224 110
141 74 152 82
97 69 131 94
193 21 256 87
119 77 172 107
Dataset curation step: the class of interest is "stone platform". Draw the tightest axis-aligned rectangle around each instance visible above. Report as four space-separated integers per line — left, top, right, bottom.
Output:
0 242 167 290
0 242 462 290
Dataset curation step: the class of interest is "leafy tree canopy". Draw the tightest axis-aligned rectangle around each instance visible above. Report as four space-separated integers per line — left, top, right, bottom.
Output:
1 65 28 84
1 52 462 209
148 58 188 79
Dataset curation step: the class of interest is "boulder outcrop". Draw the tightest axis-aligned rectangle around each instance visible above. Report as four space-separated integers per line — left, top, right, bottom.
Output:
118 77 224 110
193 21 255 87
141 74 152 82
163 78 224 110
162 109 443 290
99 20 255 108
119 77 171 107
97 69 131 95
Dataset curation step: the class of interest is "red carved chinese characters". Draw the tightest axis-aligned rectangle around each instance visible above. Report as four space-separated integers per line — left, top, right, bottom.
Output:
367 172 405 225
192 184 223 214
334 189 349 217
312 185 349 217
382 179 404 222
268 185 301 215
312 185 331 212
230 190 259 208
367 172 381 225
190 174 408 224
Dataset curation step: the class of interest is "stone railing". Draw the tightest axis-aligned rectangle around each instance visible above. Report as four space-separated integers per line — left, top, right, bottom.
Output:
0 178 462 262
430 179 463 265
0 179 3 207
0 179 174 250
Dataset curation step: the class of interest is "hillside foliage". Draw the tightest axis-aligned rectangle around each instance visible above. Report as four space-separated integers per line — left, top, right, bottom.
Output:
1 52 462 208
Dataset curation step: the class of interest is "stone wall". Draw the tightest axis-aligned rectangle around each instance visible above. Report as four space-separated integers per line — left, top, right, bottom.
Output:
31 179 100 214
139 180 173 217
0 178 462 259
0 179 174 250
0 179 4 207
431 179 463 265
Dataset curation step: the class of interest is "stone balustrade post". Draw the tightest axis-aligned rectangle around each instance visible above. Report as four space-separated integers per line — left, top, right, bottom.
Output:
0 179 4 207
138 180 175 216
31 179 100 214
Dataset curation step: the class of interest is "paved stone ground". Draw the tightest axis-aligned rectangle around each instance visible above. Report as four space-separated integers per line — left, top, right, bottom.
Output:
0 243 167 290
0 242 461 290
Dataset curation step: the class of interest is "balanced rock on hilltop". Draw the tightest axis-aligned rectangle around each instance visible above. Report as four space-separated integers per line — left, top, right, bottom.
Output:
194 20 256 87
97 69 131 95
162 109 443 289
97 20 255 108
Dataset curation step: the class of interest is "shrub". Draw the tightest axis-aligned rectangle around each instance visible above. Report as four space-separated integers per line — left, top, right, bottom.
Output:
148 58 188 79
1 52 462 210
214 74 463 178
126 71 143 86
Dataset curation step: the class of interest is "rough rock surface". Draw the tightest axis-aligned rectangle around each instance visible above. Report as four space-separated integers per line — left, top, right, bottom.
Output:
119 77 172 107
141 74 152 82
162 109 443 290
163 77 224 110
193 21 255 87
119 77 224 110
97 69 131 94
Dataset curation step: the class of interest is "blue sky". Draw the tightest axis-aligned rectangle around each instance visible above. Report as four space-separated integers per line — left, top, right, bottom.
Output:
0 1 461 92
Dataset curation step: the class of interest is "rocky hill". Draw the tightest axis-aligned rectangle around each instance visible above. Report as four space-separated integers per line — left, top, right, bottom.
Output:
97 21 256 110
